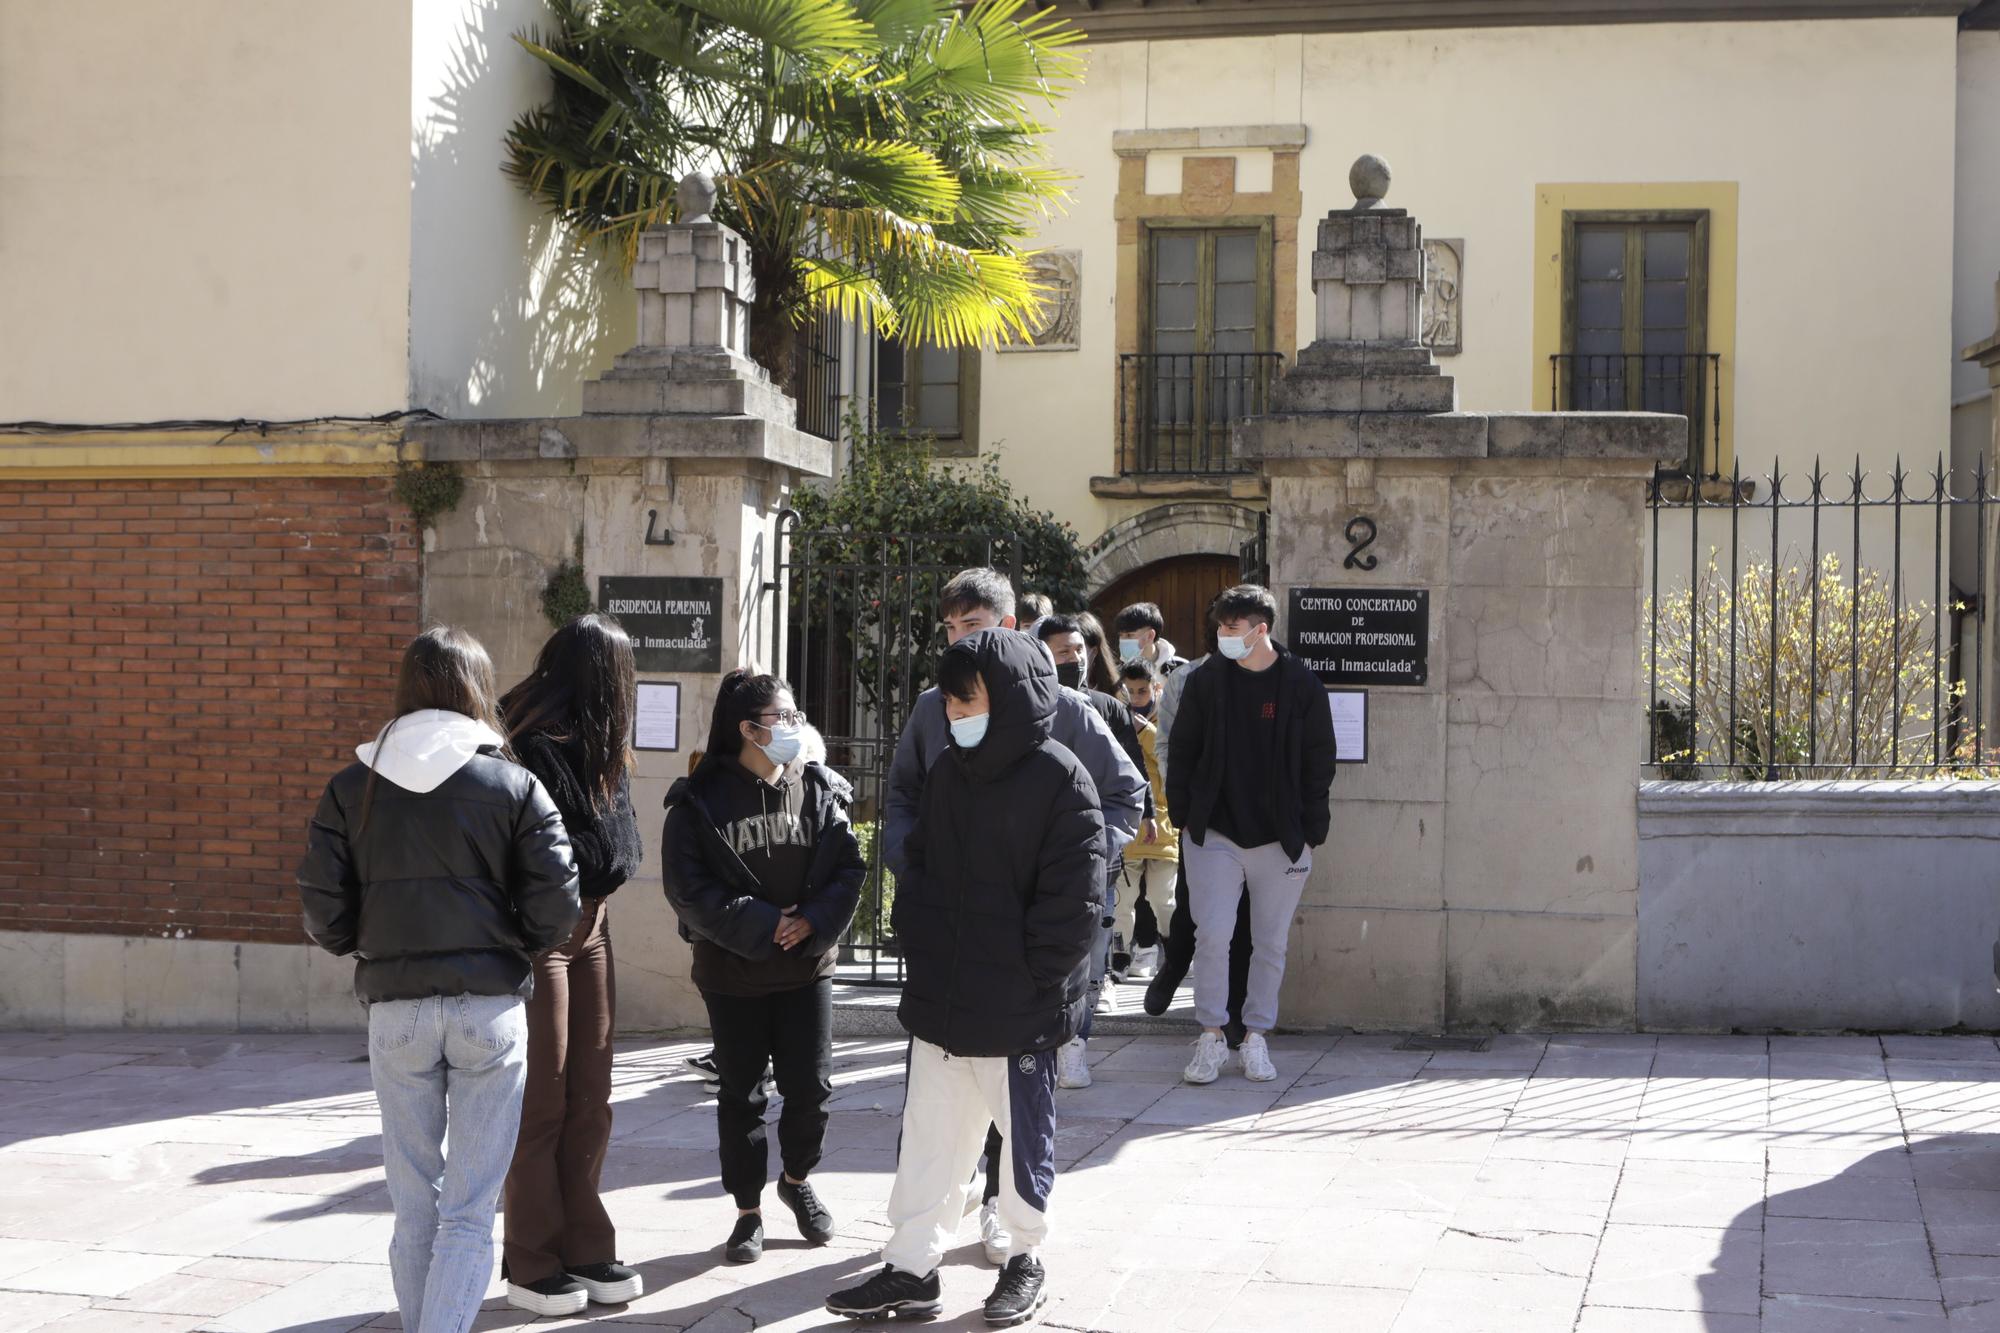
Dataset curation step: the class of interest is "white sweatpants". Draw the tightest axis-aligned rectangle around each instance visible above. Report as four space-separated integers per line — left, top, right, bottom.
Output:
882 1038 1058 1276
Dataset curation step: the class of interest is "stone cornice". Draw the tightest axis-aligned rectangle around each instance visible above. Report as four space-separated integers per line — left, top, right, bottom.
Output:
0 422 411 478
1046 0 1980 41
1111 125 1309 156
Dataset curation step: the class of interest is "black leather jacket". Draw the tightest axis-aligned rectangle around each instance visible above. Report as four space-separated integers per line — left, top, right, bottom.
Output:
297 744 581 1003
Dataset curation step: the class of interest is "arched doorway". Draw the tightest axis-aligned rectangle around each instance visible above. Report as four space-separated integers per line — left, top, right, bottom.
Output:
1091 553 1242 660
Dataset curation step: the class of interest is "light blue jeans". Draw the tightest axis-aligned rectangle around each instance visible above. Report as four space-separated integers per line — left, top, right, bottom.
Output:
369 993 529 1333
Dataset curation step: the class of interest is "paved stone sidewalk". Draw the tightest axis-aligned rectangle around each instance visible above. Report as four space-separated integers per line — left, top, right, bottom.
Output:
5 1028 2000 1332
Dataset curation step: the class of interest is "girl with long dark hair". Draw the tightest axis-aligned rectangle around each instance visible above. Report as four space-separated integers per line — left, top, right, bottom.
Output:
661 670 864 1265
1072 610 1124 696
298 627 580 1333
496 614 645 1315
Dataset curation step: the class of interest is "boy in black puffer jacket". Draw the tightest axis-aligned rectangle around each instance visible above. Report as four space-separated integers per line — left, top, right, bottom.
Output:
827 629 1104 1328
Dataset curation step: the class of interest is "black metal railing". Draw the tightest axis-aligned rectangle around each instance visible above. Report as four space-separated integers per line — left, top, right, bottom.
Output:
792 310 843 443
766 517 1019 985
1646 455 1997 779
1552 352 1723 479
1119 351 1282 476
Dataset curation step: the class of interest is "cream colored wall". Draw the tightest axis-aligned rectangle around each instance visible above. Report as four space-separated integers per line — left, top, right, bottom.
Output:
408 0 633 418
1956 31 2000 414
0 0 414 421
980 18 1960 549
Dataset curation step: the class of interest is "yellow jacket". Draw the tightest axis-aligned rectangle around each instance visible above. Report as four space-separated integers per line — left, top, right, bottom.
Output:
1125 717 1178 862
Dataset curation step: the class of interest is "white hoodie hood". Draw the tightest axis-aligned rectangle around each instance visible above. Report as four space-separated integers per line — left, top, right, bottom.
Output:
355 709 507 794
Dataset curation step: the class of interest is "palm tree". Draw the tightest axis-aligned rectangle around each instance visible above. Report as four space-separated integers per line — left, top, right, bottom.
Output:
505 0 1084 389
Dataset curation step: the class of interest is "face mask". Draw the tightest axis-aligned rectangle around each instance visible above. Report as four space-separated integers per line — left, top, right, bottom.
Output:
1218 632 1255 662
950 712 990 749
756 722 803 766
1055 661 1084 690
1133 699 1157 719
1119 638 1144 662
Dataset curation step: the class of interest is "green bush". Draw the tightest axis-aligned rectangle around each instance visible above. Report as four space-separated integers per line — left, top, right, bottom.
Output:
392 461 465 528
789 416 1088 716
848 820 896 950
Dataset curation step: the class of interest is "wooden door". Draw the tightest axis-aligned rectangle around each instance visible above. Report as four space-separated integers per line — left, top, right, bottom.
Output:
1090 553 1244 661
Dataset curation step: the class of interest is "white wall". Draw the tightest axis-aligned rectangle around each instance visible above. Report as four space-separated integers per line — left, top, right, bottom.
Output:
1955 31 2000 412
0 0 414 421
980 18 1962 548
408 0 632 419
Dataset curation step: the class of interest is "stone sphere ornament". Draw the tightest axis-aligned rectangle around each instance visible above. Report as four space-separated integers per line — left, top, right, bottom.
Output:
676 171 717 224
1349 154 1392 210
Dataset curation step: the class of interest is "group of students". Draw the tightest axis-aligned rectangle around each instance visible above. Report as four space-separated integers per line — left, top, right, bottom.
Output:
294 567 1333 1333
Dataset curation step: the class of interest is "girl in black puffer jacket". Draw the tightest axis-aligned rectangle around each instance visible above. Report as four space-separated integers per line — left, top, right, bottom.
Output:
495 615 645 1316
297 626 579 1333
661 670 864 1266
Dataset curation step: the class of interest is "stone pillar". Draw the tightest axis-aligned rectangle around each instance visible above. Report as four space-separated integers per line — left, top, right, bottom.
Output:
1963 277 2000 755
1237 158 1684 1031
415 192 830 1031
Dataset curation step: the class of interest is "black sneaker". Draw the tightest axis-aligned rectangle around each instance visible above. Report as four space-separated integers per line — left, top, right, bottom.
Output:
983 1254 1047 1327
724 1213 764 1264
1109 950 1133 983
505 1274 590 1317
565 1261 642 1304
776 1176 835 1244
686 1050 720 1078
826 1265 942 1321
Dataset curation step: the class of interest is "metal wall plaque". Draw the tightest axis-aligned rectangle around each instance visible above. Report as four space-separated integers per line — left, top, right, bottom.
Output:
599 576 724 673
1288 587 1429 687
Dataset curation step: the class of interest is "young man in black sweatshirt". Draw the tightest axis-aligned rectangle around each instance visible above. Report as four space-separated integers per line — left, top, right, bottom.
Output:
1167 585 1337 1086
826 629 1105 1327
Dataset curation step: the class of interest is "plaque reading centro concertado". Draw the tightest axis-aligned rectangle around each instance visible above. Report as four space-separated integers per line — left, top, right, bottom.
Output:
1288 587 1429 687
598 576 724 673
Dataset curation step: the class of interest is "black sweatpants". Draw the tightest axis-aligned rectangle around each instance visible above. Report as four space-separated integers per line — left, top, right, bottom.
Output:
702 977 834 1209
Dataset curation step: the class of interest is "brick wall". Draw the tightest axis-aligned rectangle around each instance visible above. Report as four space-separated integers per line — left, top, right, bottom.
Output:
0 476 421 941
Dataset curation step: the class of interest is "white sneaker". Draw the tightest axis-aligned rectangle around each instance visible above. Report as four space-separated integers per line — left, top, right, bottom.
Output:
1240 1031 1278 1082
1095 981 1117 1014
1183 1031 1230 1084
1128 945 1159 979
979 1198 1011 1266
1056 1036 1093 1089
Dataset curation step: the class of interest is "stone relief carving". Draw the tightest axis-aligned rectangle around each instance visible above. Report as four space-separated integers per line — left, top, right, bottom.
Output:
1422 237 1463 356
1003 248 1081 352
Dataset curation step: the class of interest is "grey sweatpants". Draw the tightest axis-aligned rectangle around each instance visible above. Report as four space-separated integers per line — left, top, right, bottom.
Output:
1183 830 1312 1031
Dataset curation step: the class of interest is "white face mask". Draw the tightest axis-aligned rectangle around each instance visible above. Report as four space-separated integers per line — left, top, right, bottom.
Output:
1119 637 1144 662
949 712 990 749
756 722 804 766
1217 631 1256 661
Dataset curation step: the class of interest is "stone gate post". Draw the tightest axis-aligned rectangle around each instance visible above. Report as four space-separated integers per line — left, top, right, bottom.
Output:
414 197 830 1031
1237 158 1683 1030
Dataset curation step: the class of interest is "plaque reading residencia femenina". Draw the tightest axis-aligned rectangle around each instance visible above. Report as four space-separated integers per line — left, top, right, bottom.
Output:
1288 587 1429 687
598 576 724 673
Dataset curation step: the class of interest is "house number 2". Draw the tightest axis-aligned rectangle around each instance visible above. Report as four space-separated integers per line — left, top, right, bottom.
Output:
1344 516 1379 571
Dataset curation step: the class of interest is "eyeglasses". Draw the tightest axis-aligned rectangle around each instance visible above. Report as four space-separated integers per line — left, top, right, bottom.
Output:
756 709 806 727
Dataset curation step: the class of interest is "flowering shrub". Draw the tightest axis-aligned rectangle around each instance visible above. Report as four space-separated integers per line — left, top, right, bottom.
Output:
1649 553 1996 778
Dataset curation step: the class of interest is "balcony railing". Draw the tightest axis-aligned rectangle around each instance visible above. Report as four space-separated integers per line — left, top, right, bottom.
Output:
1550 352 1724 478
1118 351 1282 476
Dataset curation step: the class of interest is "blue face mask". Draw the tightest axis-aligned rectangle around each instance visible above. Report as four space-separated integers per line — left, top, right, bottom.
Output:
757 722 803 766
1217 635 1251 661
1119 638 1144 662
949 712 990 749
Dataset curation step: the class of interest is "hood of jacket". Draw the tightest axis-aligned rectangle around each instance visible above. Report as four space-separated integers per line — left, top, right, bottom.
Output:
1151 635 1179 665
355 710 507 794
941 628 1057 780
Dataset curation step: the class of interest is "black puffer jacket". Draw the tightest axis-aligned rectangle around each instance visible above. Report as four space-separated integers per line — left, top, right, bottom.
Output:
895 630 1106 1057
297 710 581 1003
513 730 641 900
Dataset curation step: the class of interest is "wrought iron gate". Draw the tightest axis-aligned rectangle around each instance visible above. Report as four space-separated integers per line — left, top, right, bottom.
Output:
766 515 1018 985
